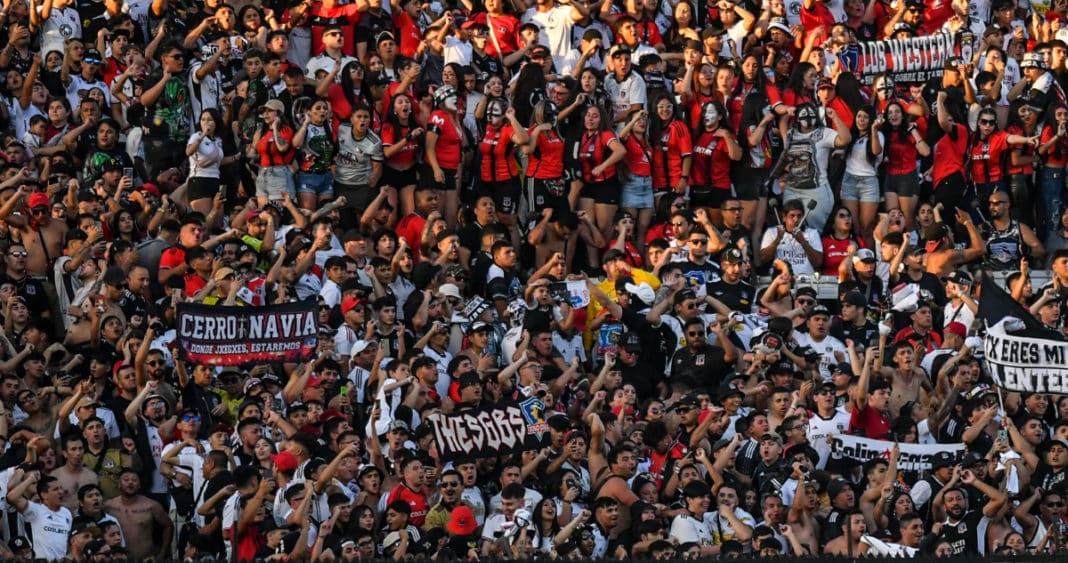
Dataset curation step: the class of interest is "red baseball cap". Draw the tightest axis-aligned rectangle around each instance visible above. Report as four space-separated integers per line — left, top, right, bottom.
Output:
271 451 299 472
28 192 49 209
447 506 478 536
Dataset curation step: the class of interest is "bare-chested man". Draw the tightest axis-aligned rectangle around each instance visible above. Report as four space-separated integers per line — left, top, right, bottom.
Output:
528 208 604 273
0 186 69 277
50 434 98 510
880 341 932 416
824 511 867 555
103 470 172 560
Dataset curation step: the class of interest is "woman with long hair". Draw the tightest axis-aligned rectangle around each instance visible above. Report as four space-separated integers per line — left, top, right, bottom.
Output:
1007 102 1045 227
424 85 466 228
880 100 929 231
381 93 423 219
576 105 627 245
478 98 530 244
841 104 883 248
513 62 548 128
664 1 700 52
681 63 717 131
969 106 1023 205
649 93 692 200
185 108 227 216
779 62 819 137
690 100 742 224
618 111 654 251
820 205 864 276
524 100 568 213
1038 103 1068 240
108 209 144 244
317 60 369 122
292 99 337 211
736 93 778 251
250 99 296 206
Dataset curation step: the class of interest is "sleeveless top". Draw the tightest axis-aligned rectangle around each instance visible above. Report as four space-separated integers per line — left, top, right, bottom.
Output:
985 220 1023 270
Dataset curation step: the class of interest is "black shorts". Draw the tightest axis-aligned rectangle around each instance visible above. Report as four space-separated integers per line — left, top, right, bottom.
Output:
479 178 522 215
187 176 220 201
732 168 769 201
580 178 621 205
885 173 919 197
419 164 458 191
528 176 569 213
690 187 731 209
382 165 418 189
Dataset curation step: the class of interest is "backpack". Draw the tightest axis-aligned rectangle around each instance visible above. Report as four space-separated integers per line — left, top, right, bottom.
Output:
780 129 822 190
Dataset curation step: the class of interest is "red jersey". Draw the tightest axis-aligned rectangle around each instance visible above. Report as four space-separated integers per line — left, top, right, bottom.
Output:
184 272 208 295
396 213 426 250
781 89 814 109
159 246 186 272
1042 124 1068 167
1007 124 1036 175
386 483 429 526
923 0 955 34
652 120 693 191
800 2 835 46
848 404 891 440
970 130 1010 184
426 110 463 170
691 130 734 190
932 123 968 186
687 92 717 132
885 129 919 176
623 134 652 177
605 239 643 268
392 10 423 58
821 236 864 276
633 19 664 47
479 124 519 182
470 13 521 56
383 81 415 118
578 130 620 183
257 126 296 167
309 4 362 57
826 97 854 130
381 121 419 169
526 127 565 178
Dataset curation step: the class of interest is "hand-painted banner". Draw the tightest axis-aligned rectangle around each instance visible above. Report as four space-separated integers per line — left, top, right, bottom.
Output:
850 32 966 84
176 301 318 365
984 320 1068 394
830 434 966 471
427 398 550 461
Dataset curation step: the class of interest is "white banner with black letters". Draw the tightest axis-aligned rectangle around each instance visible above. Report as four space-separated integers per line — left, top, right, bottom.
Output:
984 320 1068 394
830 435 966 471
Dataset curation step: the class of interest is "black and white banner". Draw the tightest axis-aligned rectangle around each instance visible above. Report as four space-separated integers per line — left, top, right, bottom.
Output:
831 435 966 471
985 321 1068 394
426 398 550 461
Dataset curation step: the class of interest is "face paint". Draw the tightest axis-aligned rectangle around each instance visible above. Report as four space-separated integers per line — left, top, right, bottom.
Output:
703 103 720 128
879 77 895 93
444 95 458 111
434 85 458 111
797 105 818 130
487 103 505 120
543 102 559 125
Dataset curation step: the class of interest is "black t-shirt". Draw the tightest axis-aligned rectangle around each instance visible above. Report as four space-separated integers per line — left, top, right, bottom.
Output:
706 278 754 312
830 318 878 348
354 10 394 49
4 275 50 317
940 510 988 556
682 259 721 288
669 345 728 387
143 68 194 141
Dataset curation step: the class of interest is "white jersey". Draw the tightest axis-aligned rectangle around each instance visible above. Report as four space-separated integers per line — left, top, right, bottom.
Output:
807 410 852 469
522 5 576 70
38 6 81 55
23 501 73 560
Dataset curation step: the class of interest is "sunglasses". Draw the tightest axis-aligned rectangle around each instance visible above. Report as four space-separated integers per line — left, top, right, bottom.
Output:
147 360 163 366
979 119 997 125
797 298 815 305
989 201 1008 206
677 407 692 413
837 213 851 219
7 252 27 258
724 207 742 212
689 239 708 245
182 415 201 422
1046 501 1065 507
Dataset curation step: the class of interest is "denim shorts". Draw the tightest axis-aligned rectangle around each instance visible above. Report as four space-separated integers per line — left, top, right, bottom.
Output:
256 165 296 199
620 174 654 209
840 172 881 203
296 171 334 195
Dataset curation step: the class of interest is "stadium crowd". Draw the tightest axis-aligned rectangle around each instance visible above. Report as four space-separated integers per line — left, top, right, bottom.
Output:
2 0 1068 558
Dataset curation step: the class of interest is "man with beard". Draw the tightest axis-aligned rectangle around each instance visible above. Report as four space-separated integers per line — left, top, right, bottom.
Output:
670 318 734 389
51 434 99 510
82 415 141 500
425 469 474 533
932 469 1007 555
125 382 176 507
104 470 173 560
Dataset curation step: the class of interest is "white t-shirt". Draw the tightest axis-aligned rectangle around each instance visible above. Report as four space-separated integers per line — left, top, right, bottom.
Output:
807 409 852 468
38 5 81 55
794 332 847 380
759 227 823 275
23 501 73 560
670 513 714 546
187 133 224 179
844 131 885 177
443 36 474 66
522 5 576 69
65 75 113 112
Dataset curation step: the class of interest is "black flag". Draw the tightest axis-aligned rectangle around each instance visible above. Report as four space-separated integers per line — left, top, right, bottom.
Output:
978 275 1064 340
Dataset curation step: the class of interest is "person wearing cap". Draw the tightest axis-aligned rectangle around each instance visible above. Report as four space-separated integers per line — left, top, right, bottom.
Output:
1014 484 1068 548
250 97 297 206
707 247 755 311
670 317 733 386
605 40 647 129
832 290 877 346
985 189 1046 271
306 24 360 81
941 269 976 328
794 304 846 379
